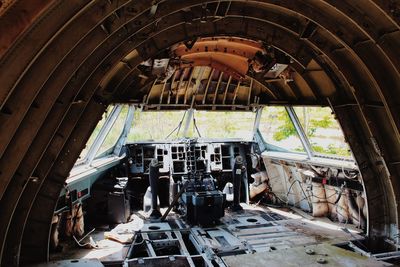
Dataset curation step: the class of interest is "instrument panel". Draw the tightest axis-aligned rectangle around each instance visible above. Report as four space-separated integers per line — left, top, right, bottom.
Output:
125 139 254 176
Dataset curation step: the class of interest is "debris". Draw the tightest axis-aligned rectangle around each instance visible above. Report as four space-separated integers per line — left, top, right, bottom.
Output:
104 215 144 244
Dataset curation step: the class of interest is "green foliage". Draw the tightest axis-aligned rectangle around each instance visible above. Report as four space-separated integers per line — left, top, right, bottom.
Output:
81 105 352 161
308 115 332 137
273 112 296 141
272 107 334 141
266 107 351 157
311 144 350 157
294 147 306 152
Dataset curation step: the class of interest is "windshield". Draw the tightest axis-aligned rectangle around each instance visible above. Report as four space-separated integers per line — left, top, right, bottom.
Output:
127 110 256 142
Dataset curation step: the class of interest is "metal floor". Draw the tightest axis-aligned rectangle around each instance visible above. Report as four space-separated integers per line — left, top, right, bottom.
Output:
44 205 391 267
125 205 387 267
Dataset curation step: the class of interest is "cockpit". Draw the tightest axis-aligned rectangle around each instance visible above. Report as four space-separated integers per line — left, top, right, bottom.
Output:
48 100 376 266
1 2 399 266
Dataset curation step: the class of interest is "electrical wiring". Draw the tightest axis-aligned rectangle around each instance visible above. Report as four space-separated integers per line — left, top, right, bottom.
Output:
133 238 153 246
292 190 339 207
285 179 312 209
292 193 355 226
294 197 351 219
311 191 340 200
288 180 365 226
335 201 349 227
268 191 287 206
293 191 349 205
265 166 365 227
285 180 298 198
259 182 287 206
341 165 358 180
333 189 343 205
72 228 98 248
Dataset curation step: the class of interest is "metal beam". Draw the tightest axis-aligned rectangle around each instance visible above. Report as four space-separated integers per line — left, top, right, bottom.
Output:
252 107 263 138
212 72 224 106
232 81 241 105
86 105 121 164
286 106 314 158
222 75 232 105
113 105 135 155
183 68 195 105
202 69 215 105
182 108 194 137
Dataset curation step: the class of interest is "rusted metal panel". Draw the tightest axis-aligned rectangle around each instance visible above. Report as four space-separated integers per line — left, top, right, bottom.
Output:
0 0 126 195
19 101 106 265
0 0 53 56
0 0 91 109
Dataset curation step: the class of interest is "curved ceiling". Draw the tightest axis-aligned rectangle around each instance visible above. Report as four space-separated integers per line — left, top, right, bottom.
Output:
113 36 322 108
0 1 399 265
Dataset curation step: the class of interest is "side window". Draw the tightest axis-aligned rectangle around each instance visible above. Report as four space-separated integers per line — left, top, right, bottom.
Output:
95 105 129 157
76 106 112 162
293 107 352 157
258 107 305 153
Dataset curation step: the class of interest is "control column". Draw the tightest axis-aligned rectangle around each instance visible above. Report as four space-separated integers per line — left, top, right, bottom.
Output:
149 159 162 219
232 156 244 211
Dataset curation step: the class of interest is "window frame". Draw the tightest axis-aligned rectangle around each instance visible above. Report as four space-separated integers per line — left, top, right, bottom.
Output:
256 106 308 154
256 105 354 161
74 104 135 167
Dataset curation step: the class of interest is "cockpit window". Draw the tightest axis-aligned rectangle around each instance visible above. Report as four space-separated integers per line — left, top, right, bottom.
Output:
293 107 352 157
258 107 306 153
258 106 352 158
95 105 129 157
77 105 113 162
127 111 187 141
191 111 255 140
127 110 256 142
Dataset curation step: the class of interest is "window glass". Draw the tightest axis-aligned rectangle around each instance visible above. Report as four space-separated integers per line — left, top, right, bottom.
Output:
95 105 129 157
127 110 256 141
77 106 113 162
259 107 305 153
191 111 255 140
293 107 352 157
128 111 186 141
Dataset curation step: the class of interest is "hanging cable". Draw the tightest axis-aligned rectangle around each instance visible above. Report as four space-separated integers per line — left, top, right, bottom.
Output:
285 179 312 210
165 110 187 139
176 110 187 137
193 113 202 138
